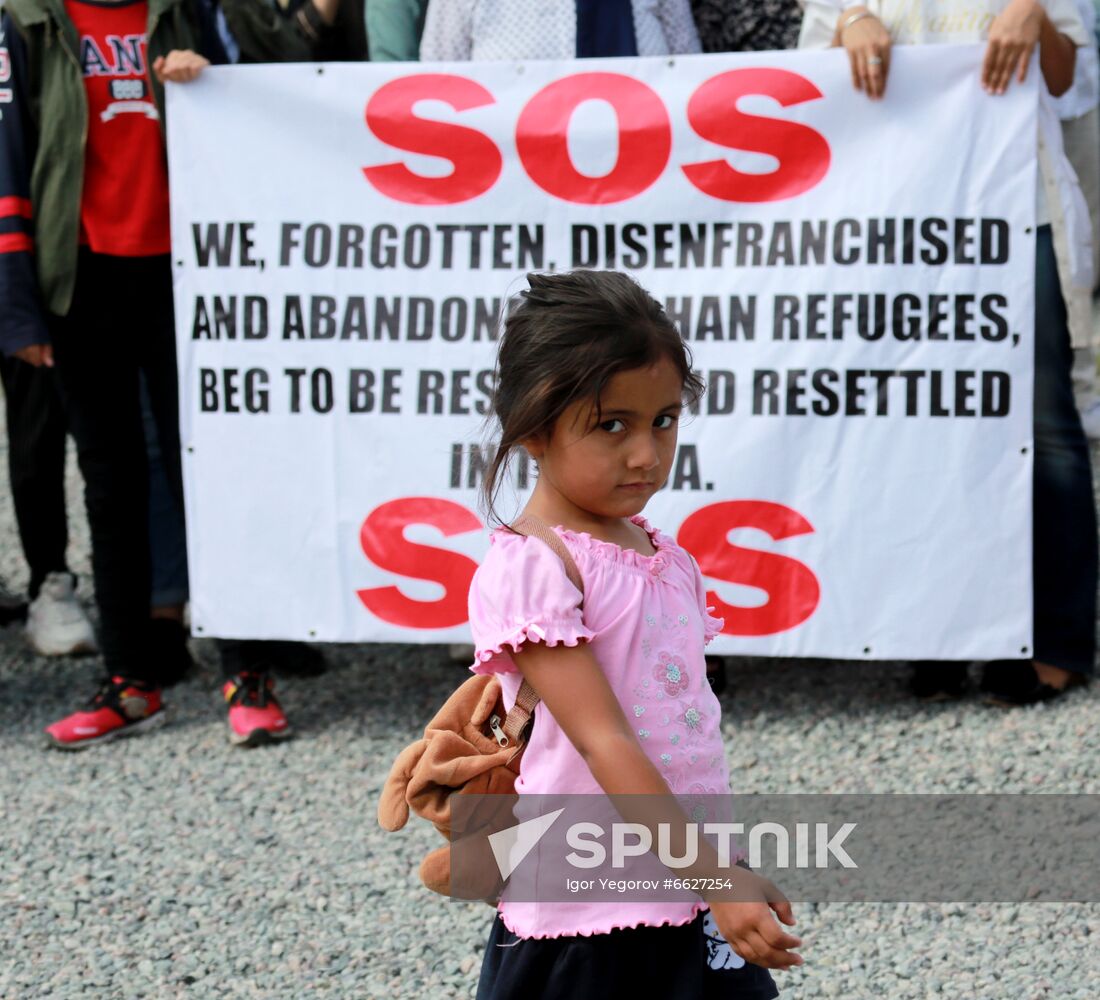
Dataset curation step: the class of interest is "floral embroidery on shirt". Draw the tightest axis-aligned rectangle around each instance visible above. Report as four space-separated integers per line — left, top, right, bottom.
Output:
683 705 703 728
654 652 690 696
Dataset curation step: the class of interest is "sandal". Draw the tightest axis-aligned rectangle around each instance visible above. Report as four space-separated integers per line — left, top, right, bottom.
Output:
979 660 1088 707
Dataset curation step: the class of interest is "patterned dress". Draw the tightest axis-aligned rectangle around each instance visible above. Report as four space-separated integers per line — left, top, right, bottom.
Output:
690 0 803 52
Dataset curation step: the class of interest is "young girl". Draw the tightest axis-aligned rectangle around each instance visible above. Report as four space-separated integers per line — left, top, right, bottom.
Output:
468 270 801 999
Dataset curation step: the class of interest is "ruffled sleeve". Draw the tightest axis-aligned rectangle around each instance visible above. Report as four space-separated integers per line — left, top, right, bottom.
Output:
690 555 724 646
468 530 594 676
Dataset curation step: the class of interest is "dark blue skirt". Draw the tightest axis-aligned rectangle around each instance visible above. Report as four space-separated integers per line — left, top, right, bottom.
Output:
476 910 780 1000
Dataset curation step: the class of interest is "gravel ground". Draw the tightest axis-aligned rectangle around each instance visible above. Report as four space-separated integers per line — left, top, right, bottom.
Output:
1 421 1098 999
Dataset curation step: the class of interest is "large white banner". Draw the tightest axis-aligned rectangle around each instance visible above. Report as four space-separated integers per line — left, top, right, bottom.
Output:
167 45 1036 658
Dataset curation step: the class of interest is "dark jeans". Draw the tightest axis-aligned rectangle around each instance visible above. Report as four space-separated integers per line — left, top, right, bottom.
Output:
0 354 70 597
1034 226 1098 675
219 640 273 677
49 250 183 684
140 375 189 609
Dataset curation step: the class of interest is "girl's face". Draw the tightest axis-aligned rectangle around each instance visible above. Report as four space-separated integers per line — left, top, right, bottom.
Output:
524 355 684 524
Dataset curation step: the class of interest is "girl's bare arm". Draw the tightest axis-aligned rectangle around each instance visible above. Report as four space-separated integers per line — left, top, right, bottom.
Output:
512 641 803 969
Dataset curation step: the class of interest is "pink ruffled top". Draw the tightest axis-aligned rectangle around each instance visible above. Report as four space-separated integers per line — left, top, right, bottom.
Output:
468 516 731 939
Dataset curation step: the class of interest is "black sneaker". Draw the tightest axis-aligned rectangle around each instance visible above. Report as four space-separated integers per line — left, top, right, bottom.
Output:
979 660 1087 706
908 661 970 701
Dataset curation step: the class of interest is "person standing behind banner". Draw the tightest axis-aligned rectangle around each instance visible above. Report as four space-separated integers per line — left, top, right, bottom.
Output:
417 0 703 672
0 4 96 661
419 0 701 61
156 0 365 749
367 0 427 61
801 0 1098 705
0 0 225 749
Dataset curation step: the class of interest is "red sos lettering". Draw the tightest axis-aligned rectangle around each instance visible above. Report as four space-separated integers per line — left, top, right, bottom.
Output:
363 74 503 205
363 68 829 206
515 72 671 205
359 497 819 636
357 496 481 628
678 500 820 636
682 69 830 203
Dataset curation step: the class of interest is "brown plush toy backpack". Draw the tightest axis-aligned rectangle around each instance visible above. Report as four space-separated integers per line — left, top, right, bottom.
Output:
376 515 583 898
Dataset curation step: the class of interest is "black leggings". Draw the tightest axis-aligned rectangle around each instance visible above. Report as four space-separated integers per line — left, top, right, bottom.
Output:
0 354 69 597
1033 227 1098 675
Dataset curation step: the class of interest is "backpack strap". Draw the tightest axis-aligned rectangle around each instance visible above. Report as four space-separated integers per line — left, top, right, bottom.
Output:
500 514 584 746
510 514 584 602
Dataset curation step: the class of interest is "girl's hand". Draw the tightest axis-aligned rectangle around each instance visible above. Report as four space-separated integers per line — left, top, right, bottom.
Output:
837 6 892 100
982 0 1043 94
152 50 210 84
709 870 803 970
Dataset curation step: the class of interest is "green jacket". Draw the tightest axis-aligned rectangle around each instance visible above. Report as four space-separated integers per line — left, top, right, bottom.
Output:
3 0 202 318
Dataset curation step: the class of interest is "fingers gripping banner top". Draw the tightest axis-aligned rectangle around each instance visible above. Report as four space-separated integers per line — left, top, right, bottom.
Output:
166 45 1036 657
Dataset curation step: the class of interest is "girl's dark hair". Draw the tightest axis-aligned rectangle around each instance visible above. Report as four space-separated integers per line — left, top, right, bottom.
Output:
482 269 703 525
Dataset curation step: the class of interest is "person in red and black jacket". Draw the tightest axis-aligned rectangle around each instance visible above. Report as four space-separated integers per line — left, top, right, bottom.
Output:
1 12 97 664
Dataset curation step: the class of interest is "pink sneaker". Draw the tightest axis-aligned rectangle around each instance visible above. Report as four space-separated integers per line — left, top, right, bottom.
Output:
45 677 165 750
222 672 292 747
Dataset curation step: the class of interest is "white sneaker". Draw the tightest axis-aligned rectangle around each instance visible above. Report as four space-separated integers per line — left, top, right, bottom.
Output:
25 572 99 656
1081 399 1100 442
